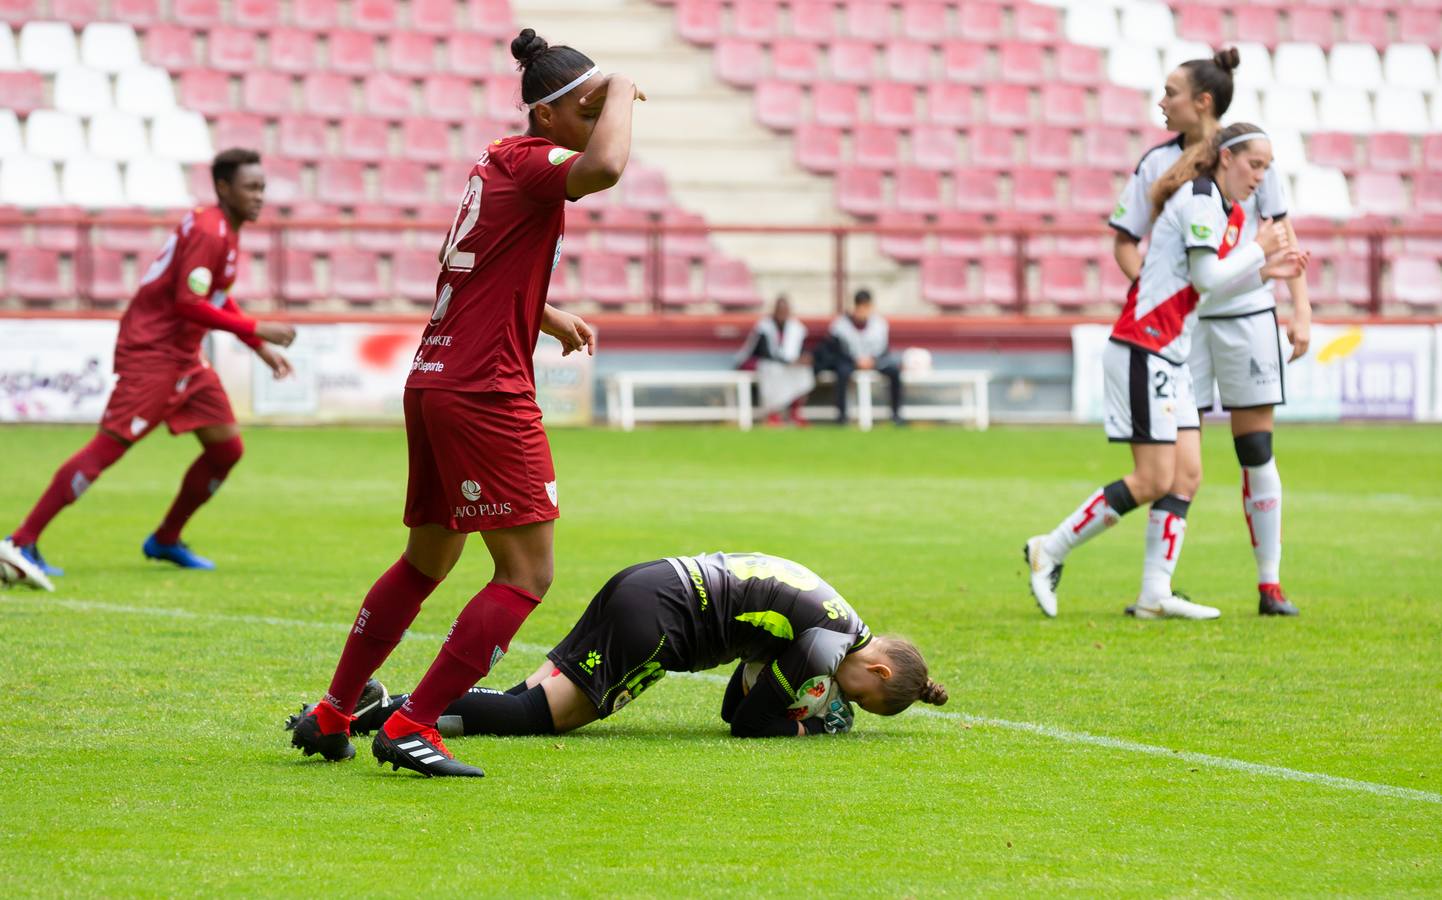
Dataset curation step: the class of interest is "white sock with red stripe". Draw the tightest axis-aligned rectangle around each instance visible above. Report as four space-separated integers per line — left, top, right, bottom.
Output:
1140 494 1190 602
1042 480 1139 560
1243 459 1283 588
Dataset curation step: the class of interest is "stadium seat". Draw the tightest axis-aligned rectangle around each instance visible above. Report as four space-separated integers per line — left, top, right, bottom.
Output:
93 210 165 252
1292 166 1354 218
351 0 398 33
854 123 901 170
86 247 134 306
597 206 650 257
330 248 384 303
1039 84 1089 128
1286 7 1331 48
1099 251 1132 299
1068 169 1117 215
316 160 367 206
1329 43 1383 91
0 23 15 67
301 72 351 117
1026 125 1073 170
1268 129 1308 174
232 0 281 28
835 166 884 217
771 38 819 82
1423 135 1442 172
734 0 781 40
1273 42 1329 90
208 26 257 73
755 80 802 130
1223 87 1262 127
262 157 303 204
1367 133 1414 173
997 42 1046 86
842 1 885 38
707 257 762 310
1390 257 1442 307
409 0 457 35
423 75 473 121
61 157 125 208
580 251 636 308
485 77 525 124
1382 44 1439 91
941 42 987 84
178 69 231 116
0 108 20 156
1414 173 1442 216
895 167 943 214
52 66 112 117
1374 88 1429 134
970 126 1017 167
7 247 66 301
18 21 77 72
268 28 317 75
25 111 84 161
1176 6 1223 47
1054 44 1105 86
152 110 214 163
1064 4 1118 47
982 84 1030 127
900 2 943 43
1107 44 1163 92
953 167 1002 213
920 254 971 309
278 248 323 303
1098 84 1149 127
871 81 918 128
462 0 512 38
378 159 429 207
1082 128 1131 171
278 116 328 160
144 24 195 71
1121 3 1175 47
293 0 339 30
715 39 765 86
1014 3 1060 42
1317 87 1374 134
883 39 930 85
116 65 177 116
1231 43 1274 92
676 0 722 44
620 165 670 213
828 39 876 84
1353 171 1408 218
87 110 148 161
936 209 990 257
123 158 190 208
877 210 927 262
911 125 959 171
1262 86 1318 132
281 200 337 250
958 2 1005 42
461 117 509 151
330 30 376 75
394 247 439 303
172 0 220 27
1011 168 1059 213
1395 9 1442 52
1341 7 1388 51
658 253 702 308
977 254 1016 306
1306 132 1356 170
446 33 496 79
51 0 102 27
1038 256 1088 307
79 22 140 72
111 0 160 26
795 123 843 173
928 82 975 127
388 32 436 76
401 117 451 164
658 208 711 258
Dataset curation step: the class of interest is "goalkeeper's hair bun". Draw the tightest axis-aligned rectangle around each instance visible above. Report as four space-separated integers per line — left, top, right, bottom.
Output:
918 680 948 706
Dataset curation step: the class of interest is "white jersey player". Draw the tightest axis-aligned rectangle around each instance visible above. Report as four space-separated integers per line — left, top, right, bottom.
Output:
1025 124 1303 621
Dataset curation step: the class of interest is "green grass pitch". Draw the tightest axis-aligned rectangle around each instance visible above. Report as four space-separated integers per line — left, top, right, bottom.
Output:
2 423 1439 896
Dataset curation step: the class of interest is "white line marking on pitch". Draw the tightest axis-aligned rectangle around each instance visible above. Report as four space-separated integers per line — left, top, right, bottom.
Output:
9 596 1440 806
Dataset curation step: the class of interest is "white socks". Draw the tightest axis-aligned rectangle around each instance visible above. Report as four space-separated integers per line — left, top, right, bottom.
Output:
1042 480 1139 560
1141 495 1191 602
1243 457 1283 586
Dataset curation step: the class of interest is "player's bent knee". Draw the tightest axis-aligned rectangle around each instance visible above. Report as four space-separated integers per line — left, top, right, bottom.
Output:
205 435 244 469
1234 431 1273 467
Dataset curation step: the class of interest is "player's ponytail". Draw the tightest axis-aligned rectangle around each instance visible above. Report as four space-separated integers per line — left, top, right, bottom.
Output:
874 636 947 715
1148 121 1262 219
511 27 596 122
1179 46 1240 121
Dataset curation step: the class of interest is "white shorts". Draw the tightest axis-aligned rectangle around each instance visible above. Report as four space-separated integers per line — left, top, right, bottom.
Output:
1103 340 1199 444
1189 309 1285 410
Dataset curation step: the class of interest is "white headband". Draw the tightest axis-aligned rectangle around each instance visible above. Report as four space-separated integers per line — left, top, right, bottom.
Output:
1219 131 1268 151
527 65 600 109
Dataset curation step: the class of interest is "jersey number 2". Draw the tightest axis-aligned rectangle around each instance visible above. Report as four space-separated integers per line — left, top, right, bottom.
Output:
442 175 484 272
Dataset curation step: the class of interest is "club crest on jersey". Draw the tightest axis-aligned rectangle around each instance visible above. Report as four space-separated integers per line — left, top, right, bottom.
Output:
1190 223 1213 241
460 480 482 501
1225 224 1239 245
545 480 558 507
547 148 578 165
130 416 148 436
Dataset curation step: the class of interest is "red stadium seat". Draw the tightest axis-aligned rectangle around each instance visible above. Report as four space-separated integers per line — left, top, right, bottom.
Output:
111 0 160 26
1367 133 1414 173
1307 132 1356 170
283 202 340 250
423 75 473 121
921 254 972 309
895 167 943 214
941 42 987 84
774 38 821 81
1013 3 1060 41
1236 8 1283 47
547 255 580 305
8 249 66 303
1413 173 1442 216
936 210 989 256
180 70 234 116
394 247 438 303
1390 257 1442 307
94 211 166 252
316 160 367 206
1098 84 1148 127
901 2 945 43
836 166 884 217
293 0 339 30
598 206 650 257
1026 125 1073 170
1054 44 1104 87
795 123 843 173
401 117 452 164
278 116 328 159
173 0 221 27
462 117 509 150
351 0 397 33
279 249 323 304
363 73 413 118
871 81 918 127
1424 136 1442 173
268 29 317 75
485 78 525 124
447 33 496 78
1333 256 1372 306
813 81 859 127
827 39 876 84
953 168 1002 213
735 0 781 40
911 125 959 171
338 116 389 162
348 203 409 252
677 0 722 44
1069 169 1117 215
410 0 457 34
928 82 975 127
707 257 762 310
388 32 436 76
208 27 258 74
982 85 1030 127
998 42 1046 86
1099 252 1132 301
242 71 294 116
883 40 931 85
34 209 83 252
1353 172 1407 218
464 0 513 38
978 255 1017 307
232 0 281 28
263 158 304 205
844 1 888 38
1083 128 1132 170
658 254 702 308
878 210 927 262
1176 6 1224 46
621 166 670 213
580 252 636 308
970 125 1017 167
0 72 45 116
1397 8 1442 51
1039 256 1088 307
659 208 712 258
86 247 133 306
1012 168 1059 213
957 2 1004 41
330 248 384 303
792 0 836 41
755 80 803 130
715 39 765 86
301 72 350 117
144 25 195 71
330 31 376 75
1286 7 1331 47
1341 8 1387 49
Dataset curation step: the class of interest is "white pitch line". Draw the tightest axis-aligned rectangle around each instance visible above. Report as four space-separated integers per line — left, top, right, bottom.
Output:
7 595 1440 807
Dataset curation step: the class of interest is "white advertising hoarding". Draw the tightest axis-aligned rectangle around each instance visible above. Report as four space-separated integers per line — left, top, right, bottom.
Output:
0 319 119 423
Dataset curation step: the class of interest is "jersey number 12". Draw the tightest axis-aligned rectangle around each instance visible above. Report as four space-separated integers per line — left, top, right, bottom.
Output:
442 174 484 273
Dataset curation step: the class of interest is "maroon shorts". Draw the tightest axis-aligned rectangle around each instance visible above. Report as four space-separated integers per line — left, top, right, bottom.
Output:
100 362 235 442
402 388 559 534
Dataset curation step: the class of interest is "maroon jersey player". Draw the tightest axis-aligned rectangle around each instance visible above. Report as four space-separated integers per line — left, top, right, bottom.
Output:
2 149 295 584
290 28 645 777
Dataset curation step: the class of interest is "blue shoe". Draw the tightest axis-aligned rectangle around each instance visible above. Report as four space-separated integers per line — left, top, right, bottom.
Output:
5 536 62 577
142 534 216 570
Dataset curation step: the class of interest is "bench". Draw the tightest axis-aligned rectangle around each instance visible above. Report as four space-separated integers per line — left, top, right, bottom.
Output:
807 369 991 431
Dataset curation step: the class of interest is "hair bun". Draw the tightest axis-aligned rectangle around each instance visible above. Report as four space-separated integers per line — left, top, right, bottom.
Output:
1213 46 1240 72
920 680 949 706
511 28 549 67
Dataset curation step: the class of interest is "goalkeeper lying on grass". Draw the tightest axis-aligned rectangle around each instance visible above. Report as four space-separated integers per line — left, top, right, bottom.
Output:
290 553 946 745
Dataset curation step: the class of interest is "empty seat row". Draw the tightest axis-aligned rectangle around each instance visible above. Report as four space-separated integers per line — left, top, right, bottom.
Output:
1 154 190 207
141 26 512 77
677 0 1062 45
0 0 515 35
1174 4 1442 51
791 122 1146 172
2 109 212 162
175 69 525 122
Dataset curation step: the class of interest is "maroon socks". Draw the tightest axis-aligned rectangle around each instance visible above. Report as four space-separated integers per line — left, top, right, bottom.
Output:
154 436 244 545
323 556 442 715
400 581 541 726
12 431 129 545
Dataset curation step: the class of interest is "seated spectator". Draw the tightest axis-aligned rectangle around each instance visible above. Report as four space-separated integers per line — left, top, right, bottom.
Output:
815 289 904 425
736 294 814 427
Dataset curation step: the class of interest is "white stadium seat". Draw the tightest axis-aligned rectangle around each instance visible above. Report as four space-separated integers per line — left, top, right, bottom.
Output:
87 110 149 161
1292 166 1353 218
1382 44 1439 91
53 66 113 116
1267 129 1307 175
18 21 78 73
114 65 177 117
24 110 85 161
151 109 214 163
0 154 63 206
1272 43 1329 91
1433 92 1442 131
1223 88 1263 127
0 26 18 70
1231 43 1274 92
1262 86 1318 132
1374 87 1429 133
0 110 21 155
80 23 141 73
1328 43 1382 91
1163 41 1213 74
124 157 191 208
1107 44 1162 91
1064 7 1119 47
1318 87 1374 134
1120 4 1176 48
62 156 127 207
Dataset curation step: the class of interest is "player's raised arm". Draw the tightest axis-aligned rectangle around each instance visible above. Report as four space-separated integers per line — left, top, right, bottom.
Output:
565 73 645 198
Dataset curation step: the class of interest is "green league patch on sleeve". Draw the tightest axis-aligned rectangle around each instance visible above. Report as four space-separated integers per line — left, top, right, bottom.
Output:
1112 203 1126 220
547 148 579 165
1189 223 1213 241
187 266 213 295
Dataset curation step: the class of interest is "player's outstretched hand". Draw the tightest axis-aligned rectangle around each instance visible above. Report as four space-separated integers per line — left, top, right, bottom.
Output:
257 344 294 379
542 305 596 357
255 321 297 347
577 73 647 108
